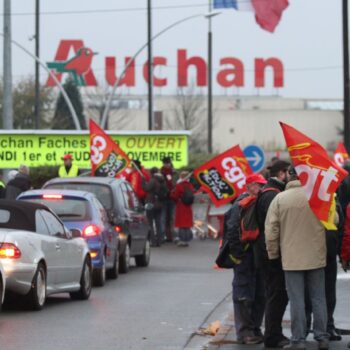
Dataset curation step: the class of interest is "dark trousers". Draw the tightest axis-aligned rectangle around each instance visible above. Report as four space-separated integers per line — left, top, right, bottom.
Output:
146 208 163 246
232 250 265 339
161 199 175 241
262 259 289 346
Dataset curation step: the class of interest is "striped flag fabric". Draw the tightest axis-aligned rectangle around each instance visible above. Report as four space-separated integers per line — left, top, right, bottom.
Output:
214 0 289 33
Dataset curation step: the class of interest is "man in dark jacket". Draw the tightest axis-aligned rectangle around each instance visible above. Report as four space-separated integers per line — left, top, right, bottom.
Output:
226 173 267 345
5 165 31 200
255 159 290 348
142 167 169 247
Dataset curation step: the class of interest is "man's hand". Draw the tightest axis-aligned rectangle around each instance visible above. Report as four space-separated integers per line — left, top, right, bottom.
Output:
341 260 349 272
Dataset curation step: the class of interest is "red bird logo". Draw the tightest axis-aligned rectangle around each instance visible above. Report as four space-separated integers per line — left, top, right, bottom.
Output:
47 47 97 86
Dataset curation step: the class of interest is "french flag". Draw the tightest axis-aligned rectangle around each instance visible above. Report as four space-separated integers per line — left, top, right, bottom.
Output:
214 0 289 33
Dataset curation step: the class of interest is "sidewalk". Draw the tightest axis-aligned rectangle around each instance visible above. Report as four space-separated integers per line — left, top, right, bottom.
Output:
187 276 350 350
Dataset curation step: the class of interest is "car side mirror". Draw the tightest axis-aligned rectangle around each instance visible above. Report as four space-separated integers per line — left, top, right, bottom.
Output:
70 228 82 238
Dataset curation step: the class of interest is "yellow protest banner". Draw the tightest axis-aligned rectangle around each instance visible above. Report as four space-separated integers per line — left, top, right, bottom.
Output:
0 131 189 169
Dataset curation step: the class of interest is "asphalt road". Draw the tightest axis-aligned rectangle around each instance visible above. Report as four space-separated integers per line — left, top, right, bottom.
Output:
0 239 232 350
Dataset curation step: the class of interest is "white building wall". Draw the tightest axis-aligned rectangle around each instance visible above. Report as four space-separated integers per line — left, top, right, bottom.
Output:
105 95 343 152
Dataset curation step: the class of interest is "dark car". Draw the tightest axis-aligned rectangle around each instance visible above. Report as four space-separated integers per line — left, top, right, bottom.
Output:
18 189 119 287
43 177 151 273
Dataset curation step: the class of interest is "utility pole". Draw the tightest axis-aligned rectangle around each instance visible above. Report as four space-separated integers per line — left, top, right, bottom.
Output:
3 0 13 130
147 0 153 130
343 0 350 151
34 0 40 129
207 0 213 153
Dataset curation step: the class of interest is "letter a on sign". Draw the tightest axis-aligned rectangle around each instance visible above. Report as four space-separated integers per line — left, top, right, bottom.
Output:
280 122 348 222
193 145 253 207
89 119 130 177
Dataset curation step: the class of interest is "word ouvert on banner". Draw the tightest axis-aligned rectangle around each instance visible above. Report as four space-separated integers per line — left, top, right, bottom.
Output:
193 145 253 207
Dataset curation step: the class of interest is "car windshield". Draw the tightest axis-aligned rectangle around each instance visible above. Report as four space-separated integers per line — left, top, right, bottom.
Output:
46 183 113 210
23 198 91 221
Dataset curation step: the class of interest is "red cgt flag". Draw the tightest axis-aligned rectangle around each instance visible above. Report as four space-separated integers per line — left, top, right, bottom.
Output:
280 122 348 222
193 145 253 207
89 119 130 177
334 142 349 167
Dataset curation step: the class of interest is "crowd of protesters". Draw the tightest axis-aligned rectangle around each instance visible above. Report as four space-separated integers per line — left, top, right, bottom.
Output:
127 157 196 248
224 158 350 350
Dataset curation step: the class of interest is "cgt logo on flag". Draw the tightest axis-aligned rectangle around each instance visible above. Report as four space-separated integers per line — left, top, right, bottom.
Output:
194 145 253 207
334 142 350 167
280 122 348 222
89 119 130 177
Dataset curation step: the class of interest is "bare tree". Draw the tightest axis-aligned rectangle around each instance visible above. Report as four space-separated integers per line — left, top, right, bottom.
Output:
83 81 129 130
166 84 207 152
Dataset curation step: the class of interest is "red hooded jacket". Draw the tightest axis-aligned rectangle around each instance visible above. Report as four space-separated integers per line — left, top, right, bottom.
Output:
171 180 195 228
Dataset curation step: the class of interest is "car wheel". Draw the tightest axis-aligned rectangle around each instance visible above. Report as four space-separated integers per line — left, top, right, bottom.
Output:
119 242 130 274
92 254 106 287
70 256 92 300
107 248 119 280
27 263 46 311
135 238 151 267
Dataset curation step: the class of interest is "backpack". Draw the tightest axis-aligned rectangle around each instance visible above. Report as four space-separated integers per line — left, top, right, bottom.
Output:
239 187 280 243
181 186 194 205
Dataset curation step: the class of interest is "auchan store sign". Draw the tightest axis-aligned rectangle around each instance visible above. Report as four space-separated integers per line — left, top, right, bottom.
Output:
0 131 189 169
46 40 284 88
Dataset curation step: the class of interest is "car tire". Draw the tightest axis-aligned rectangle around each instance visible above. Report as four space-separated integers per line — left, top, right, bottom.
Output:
27 262 46 311
135 238 151 267
70 256 92 300
107 248 119 280
92 254 106 287
119 242 130 274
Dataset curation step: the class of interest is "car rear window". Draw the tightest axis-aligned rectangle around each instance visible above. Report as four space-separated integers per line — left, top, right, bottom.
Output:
23 198 91 221
46 183 113 210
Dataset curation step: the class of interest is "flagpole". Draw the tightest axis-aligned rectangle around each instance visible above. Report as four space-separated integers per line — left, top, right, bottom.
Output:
147 0 154 131
343 0 350 151
208 0 213 154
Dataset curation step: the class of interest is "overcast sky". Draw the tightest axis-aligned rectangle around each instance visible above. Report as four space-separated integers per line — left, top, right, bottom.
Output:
0 0 344 98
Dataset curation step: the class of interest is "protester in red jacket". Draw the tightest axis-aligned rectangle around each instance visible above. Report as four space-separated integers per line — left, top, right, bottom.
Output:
126 160 150 204
171 171 195 247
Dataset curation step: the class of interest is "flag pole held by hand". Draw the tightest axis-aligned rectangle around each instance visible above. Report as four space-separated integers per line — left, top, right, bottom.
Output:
131 160 145 178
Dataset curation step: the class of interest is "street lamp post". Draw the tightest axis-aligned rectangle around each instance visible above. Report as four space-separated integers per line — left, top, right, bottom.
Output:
101 11 221 130
343 0 350 151
208 0 213 154
34 0 40 129
0 34 81 130
147 0 153 131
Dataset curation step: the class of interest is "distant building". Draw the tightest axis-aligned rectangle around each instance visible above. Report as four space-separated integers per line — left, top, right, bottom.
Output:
84 94 343 153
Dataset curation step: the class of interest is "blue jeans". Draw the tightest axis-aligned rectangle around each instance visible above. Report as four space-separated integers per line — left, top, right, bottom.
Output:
178 228 193 242
285 268 329 344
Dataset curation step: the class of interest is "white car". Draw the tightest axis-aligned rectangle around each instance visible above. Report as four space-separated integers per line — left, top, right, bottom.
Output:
0 200 92 310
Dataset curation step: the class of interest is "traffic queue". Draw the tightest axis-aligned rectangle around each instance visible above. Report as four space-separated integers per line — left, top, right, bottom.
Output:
0 171 153 311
